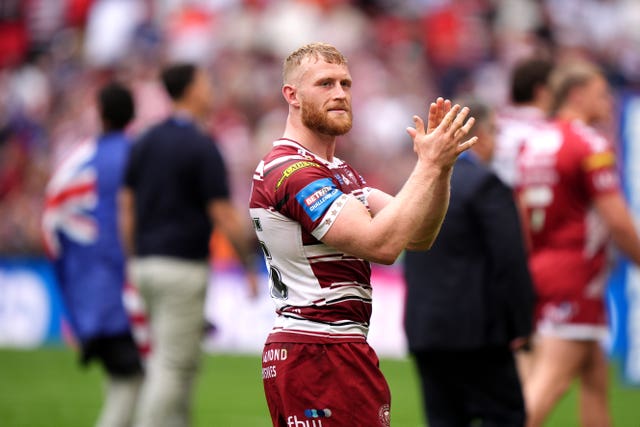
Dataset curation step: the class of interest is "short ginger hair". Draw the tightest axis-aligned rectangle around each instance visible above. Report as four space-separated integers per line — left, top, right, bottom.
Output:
282 42 348 85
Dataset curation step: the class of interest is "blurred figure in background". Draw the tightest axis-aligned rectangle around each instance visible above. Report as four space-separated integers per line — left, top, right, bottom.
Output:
403 99 534 427
519 62 640 427
119 63 257 427
492 57 554 386
492 57 553 188
42 81 143 427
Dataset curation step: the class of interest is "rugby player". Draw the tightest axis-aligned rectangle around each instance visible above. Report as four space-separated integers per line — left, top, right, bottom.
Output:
249 42 476 426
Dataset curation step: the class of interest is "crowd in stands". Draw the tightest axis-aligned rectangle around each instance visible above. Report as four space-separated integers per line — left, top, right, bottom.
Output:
2 0 640 256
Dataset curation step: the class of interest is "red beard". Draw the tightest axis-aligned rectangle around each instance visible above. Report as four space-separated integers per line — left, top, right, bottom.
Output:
301 99 352 136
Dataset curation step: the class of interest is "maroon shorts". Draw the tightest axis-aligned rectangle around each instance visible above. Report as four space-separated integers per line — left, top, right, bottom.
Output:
262 341 391 427
535 296 607 340
531 251 609 340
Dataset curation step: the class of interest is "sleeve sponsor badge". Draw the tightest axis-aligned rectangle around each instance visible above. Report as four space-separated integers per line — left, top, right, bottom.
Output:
295 178 342 221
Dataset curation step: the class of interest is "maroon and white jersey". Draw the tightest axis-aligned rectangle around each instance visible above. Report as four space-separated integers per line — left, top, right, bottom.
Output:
517 119 620 318
250 138 373 344
492 106 548 187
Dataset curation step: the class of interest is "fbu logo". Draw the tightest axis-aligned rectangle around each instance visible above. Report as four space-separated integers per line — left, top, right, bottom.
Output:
287 408 332 427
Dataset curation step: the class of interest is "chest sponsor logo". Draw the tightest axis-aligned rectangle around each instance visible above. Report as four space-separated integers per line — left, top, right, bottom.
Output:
296 178 342 221
276 161 320 190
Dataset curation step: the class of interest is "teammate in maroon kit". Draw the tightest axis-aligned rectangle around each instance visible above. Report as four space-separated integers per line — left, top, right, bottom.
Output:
249 42 476 426
518 62 640 427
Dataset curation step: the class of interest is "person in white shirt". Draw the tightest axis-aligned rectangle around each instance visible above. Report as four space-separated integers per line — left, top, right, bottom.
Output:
492 57 553 187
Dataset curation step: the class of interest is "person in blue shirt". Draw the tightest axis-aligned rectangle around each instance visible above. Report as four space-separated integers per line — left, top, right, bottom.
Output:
43 81 143 427
120 63 257 427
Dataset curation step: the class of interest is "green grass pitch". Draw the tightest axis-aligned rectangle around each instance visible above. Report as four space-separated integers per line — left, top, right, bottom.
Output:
0 347 639 426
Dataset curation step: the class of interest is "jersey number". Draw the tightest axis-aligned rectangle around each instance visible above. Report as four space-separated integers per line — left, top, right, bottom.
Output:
523 185 553 233
258 240 288 300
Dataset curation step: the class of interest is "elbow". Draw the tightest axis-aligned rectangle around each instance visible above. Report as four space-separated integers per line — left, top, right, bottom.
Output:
373 254 398 265
369 236 434 264
405 237 436 251
409 240 434 251
369 246 402 265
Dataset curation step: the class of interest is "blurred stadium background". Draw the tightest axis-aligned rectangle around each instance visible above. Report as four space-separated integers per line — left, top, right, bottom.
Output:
2 0 640 426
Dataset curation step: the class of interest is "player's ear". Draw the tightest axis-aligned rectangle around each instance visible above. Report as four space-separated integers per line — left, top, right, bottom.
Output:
282 84 300 108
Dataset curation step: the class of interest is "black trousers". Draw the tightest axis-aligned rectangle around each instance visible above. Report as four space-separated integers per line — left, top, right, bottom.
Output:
412 347 525 427
81 332 144 377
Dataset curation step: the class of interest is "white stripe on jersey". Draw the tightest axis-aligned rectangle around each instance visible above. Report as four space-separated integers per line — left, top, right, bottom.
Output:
307 285 373 304
271 316 369 338
270 327 367 341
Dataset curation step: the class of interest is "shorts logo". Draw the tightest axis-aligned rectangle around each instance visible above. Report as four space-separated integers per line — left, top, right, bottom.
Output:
295 178 342 221
286 407 332 426
276 161 320 190
543 302 575 323
304 408 332 419
287 414 328 426
378 404 390 426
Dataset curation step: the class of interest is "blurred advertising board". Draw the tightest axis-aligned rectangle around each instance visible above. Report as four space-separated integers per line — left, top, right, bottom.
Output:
0 257 408 358
0 259 66 347
607 93 640 385
204 263 408 358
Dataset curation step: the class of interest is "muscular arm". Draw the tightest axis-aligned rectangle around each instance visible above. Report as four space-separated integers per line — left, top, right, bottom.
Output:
364 182 449 251
209 199 259 296
594 192 640 265
322 101 476 264
118 188 136 256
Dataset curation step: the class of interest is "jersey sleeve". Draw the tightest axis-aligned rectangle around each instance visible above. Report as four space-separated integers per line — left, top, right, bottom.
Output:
577 128 620 198
274 161 348 240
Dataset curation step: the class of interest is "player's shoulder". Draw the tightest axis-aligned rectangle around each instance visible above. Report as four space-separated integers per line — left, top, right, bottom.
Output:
565 119 610 153
254 141 340 202
520 120 563 155
260 140 324 173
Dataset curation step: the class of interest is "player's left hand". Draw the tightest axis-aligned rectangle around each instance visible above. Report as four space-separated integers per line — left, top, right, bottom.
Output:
407 98 477 172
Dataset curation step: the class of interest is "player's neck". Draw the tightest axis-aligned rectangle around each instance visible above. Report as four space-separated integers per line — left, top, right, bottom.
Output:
556 107 591 126
283 117 337 162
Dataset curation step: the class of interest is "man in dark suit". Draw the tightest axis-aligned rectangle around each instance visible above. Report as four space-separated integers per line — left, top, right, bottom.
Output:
403 99 535 427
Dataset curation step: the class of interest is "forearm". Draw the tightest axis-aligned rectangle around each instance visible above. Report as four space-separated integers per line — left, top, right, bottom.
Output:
595 193 640 265
610 213 640 266
210 200 257 271
405 167 452 249
222 219 258 271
